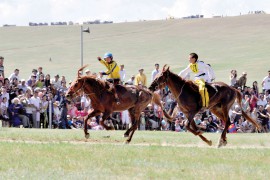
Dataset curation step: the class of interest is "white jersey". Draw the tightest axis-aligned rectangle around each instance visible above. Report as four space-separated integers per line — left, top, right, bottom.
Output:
262 76 270 90
178 61 215 83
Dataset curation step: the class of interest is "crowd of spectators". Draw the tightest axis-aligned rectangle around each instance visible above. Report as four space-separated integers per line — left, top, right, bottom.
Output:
0 55 269 133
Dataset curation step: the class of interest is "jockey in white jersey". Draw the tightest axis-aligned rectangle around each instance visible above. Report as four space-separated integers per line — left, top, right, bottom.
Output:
178 53 215 107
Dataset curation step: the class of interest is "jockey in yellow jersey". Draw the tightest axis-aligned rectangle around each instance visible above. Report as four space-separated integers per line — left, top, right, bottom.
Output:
98 52 121 104
178 53 215 107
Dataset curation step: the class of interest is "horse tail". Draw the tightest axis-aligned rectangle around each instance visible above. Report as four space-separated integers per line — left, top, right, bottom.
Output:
151 92 174 122
235 90 261 130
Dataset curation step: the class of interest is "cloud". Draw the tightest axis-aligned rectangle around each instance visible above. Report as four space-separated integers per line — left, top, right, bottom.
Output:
0 0 269 26
166 0 270 18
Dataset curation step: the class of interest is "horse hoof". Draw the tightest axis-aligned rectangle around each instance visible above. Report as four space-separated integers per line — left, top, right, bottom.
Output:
123 134 129 138
207 140 212 146
85 133 90 139
124 141 130 144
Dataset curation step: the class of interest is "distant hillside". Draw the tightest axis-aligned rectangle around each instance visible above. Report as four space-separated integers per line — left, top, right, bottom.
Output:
0 14 270 85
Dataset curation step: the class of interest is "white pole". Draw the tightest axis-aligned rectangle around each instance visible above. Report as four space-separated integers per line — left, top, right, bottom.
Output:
49 100 52 129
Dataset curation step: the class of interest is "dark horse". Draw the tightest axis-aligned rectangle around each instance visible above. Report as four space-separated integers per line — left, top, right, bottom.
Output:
149 65 260 147
66 65 170 143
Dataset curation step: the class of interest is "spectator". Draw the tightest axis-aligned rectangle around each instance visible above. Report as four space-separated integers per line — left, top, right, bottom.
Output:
59 90 68 129
0 97 9 127
44 74 51 88
230 70 237 87
1 86 10 107
194 113 207 131
252 81 259 97
40 95 48 128
262 70 270 93
8 98 23 127
30 88 41 128
121 110 130 130
0 56 5 79
134 68 147 86
249 91 259 111
53 101 60 128
8 69 20 82
151 63 160 82
257 93 267 107
237 72 247 90
126 75 135 85
51 74 61 90
36 67 43 80
17 79 28 93
85 69 91 76
257 105 268 132
27 74 37 89
119 64 126 84
139 112 146 130
36 74 45 88
30 69 38 80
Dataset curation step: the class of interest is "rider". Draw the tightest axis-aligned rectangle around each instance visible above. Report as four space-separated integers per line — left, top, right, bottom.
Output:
97 52 121 104
178 53 215 107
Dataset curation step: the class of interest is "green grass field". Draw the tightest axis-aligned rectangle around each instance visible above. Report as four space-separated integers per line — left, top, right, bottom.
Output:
0 128 269 179
1 14 270 85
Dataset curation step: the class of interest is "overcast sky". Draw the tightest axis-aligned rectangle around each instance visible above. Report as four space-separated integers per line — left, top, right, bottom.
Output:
0 0 269 26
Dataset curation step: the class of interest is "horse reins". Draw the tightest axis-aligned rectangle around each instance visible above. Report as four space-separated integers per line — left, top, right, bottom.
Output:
73 78 95 97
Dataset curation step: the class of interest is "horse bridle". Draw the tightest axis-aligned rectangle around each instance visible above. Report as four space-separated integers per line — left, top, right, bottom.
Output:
155 71 169 90
72 78 95 97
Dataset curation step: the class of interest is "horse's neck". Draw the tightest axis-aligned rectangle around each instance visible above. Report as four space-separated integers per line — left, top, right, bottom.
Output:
167 77 186 98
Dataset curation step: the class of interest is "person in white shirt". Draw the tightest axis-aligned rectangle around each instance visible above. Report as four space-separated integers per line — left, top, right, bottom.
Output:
262 70 270 93
51 74 61 90
151 63 160 82
8 69 20 82
178 53 215 107
30 88 41 128
119 64 126 84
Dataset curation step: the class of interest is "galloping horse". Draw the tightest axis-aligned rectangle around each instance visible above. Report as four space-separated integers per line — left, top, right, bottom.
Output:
149 65 260 147
66 65 170 143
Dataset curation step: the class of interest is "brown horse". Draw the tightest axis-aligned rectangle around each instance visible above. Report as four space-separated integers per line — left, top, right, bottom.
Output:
66 65 169 143
149 65 260 147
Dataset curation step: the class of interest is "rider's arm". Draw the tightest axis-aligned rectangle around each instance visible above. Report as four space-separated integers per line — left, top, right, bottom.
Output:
178 66 191 79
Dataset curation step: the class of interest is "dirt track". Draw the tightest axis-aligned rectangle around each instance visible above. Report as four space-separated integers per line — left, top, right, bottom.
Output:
1 138 269 149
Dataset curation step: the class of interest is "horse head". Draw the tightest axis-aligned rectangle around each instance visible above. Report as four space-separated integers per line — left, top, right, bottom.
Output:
149 64 170 92
65 65 89 100
65 77 85 101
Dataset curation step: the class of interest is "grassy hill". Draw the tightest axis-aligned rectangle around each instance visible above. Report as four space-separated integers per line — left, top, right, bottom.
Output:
1 14 270 86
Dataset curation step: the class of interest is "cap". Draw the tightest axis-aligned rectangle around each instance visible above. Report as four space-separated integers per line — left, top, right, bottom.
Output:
85 69 90 73
139 68 144 71
21 79 25 82
242 72 247 75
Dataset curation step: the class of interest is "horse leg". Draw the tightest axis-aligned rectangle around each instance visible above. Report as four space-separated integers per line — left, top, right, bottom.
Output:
84 110 101 139
185 116 212 146
211 107 230 148
123 108 135 139
125 108 140 144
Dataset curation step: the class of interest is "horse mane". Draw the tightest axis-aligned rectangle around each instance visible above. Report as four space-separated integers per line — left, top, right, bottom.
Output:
167 69 199 93
81 75 108 95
